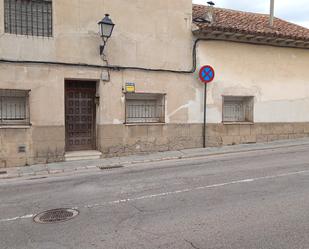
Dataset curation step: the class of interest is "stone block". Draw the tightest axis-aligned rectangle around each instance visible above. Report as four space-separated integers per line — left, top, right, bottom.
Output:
206 124 227 137
270 123 288 135
240 135 257 144
127 125 148 138
32 126 65 142
153 137 169 147
99 125 125 139
222 136 241 146
260 124 273 135
267 135 279 142
147 125 164 137
239 125 251 136
164 124 191 138
292 123 305 134
6 157 28 168
293 134 307 139
304 123 309 133
256 134 268 143
101 138 123 148
1 129 30 142
250 124 263 135
108 145 125 155
189 124 203 137
226 125 240 136
278 134 289 140
32 141 65 159
206 136 222 147
0 160 7 168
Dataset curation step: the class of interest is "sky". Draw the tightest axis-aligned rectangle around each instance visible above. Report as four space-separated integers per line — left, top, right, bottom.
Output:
193 0 309 28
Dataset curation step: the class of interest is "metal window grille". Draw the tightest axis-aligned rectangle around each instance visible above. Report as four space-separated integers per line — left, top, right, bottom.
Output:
223 96 254 122
0 89 30 125
4 0 53 37
126 93 165 123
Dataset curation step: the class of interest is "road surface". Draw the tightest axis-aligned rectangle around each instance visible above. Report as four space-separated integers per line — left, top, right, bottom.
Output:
1 144 309 249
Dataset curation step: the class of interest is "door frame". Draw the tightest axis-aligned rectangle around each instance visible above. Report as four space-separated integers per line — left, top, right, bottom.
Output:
64 80 97 152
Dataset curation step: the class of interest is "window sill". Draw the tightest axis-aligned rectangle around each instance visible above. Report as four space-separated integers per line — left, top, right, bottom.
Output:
222 122 254 125
125 123 166 126
0 125 31 129
3 33 54 40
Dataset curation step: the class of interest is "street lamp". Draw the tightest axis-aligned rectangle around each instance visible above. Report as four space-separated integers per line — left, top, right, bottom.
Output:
98 14 115 55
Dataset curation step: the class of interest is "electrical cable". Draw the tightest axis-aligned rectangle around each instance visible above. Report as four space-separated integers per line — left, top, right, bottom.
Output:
0 39 203 74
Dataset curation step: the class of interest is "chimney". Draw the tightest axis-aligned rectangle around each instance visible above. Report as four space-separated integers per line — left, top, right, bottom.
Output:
270 0 275 27
205 1 215 24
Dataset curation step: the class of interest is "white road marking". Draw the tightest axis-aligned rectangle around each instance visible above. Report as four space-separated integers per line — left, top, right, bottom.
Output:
0 214 34 222
84 169 309 208
1 169 309 223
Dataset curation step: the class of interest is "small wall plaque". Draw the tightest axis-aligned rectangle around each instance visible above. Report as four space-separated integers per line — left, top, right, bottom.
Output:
125 83 135 93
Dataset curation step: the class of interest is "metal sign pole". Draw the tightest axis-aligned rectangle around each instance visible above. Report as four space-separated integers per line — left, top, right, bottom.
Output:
203 83 207 148
199 65 214 149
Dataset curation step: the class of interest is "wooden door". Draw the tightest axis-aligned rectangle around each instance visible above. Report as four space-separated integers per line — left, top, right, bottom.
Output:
65 81 96 151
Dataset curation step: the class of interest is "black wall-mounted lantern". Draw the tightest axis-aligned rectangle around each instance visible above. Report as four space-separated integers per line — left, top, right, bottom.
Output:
98 14 115 55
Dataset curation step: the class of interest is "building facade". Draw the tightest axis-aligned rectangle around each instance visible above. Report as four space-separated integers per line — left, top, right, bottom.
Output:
0 1 309 168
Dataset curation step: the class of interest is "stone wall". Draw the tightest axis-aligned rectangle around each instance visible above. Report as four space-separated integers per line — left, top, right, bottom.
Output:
97 124 203 157
31 126 65 164
1 122 308 168
208 123 309 146
0 126 65 168
0 128 32 168
97 122 309 158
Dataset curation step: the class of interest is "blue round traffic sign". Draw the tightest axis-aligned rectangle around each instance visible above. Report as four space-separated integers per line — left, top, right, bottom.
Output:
199 65 215 84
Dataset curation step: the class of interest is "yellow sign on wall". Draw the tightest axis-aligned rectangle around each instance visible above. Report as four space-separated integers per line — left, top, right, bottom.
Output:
125 83 135 93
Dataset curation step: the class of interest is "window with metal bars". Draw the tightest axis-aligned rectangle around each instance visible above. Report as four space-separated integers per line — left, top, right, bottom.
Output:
125 93 165 124
0 89 30 125
223 96 254 123
4 0 53 37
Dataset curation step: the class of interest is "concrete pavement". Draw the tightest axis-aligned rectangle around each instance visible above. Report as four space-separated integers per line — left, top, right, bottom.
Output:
1 137 309 180
0 142 309 248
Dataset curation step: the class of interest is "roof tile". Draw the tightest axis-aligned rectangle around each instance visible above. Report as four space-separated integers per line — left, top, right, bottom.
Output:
193 5 309 41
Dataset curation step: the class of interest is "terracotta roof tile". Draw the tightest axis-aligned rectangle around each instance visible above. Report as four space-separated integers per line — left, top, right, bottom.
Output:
193 4 309 41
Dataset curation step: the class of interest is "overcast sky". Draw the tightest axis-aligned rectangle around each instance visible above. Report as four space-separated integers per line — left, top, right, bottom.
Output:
193 0 309 28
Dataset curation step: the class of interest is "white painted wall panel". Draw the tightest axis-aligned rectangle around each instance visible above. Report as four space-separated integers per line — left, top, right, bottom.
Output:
196 41 309 123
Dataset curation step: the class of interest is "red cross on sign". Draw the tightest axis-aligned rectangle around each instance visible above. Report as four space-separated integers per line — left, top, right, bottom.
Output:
199 65 215 84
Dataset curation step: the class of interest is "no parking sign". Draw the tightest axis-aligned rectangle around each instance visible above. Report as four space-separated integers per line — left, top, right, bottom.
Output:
198 65 215 148
199 65 215 84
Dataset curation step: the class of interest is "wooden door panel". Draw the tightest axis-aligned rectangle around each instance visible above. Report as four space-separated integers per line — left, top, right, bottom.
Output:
65 82 96 151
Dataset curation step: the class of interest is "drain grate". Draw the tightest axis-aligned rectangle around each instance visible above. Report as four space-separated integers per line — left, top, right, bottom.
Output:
33 208 79 224
99 165 124 170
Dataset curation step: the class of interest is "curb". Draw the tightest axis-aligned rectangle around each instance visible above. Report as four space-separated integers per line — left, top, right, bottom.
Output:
1 139 309 180
98 141 309 168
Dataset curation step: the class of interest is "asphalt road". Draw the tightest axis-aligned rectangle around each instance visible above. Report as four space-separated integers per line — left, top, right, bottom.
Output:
1 144 309 249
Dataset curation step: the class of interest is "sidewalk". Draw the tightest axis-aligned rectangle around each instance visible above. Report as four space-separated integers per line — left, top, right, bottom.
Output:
1 138 309 180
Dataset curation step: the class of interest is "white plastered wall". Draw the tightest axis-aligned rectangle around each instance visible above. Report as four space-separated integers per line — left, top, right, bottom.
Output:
0 0 195 126
194 40 309 123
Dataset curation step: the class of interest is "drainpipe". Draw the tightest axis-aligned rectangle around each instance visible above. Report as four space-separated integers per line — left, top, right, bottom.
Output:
270 0 275 27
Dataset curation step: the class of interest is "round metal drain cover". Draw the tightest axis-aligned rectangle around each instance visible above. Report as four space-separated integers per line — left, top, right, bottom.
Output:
33 208 79 224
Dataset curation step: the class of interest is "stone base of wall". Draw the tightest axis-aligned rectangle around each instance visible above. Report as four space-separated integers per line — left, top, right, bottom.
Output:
97 124 204 157
1 123 309 168
0 126 65 168
212 123 309 146
98 123 309 158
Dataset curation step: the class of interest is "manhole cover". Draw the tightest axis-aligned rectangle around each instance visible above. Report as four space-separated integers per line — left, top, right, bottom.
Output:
33 208 79 224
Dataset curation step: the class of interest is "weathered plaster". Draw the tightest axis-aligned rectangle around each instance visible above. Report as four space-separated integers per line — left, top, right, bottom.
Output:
0 0 193 70
1 1 309 167
197 41 309 123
